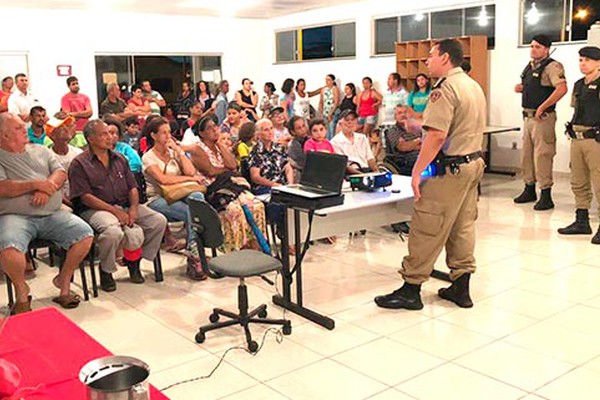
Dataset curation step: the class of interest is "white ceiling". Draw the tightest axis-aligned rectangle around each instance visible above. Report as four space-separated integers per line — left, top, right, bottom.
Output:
1 0 363 18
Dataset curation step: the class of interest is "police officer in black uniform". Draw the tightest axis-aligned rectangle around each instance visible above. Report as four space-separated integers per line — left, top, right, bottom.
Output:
514 34 567 210
558 46 600 243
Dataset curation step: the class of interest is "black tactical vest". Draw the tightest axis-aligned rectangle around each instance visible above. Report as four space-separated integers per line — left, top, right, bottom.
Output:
572 76 600 127
521 58 556 111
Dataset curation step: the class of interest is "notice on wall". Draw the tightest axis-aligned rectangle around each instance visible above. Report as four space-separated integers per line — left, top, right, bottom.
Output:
102 72 118 84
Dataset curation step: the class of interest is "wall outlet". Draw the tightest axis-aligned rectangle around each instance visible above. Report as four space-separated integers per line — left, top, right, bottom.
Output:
512 141 518 150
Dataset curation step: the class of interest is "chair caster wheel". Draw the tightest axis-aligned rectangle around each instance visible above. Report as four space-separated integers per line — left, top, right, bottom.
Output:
258 309 267 318
282 322 292 335
248 340 258 353
209 312 220 323
195 331 206 344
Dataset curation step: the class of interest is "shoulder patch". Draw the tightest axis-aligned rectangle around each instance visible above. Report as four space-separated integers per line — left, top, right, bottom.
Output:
430 90 442 103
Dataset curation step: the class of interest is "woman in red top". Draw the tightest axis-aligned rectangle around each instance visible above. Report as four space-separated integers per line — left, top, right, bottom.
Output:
356 76 382 135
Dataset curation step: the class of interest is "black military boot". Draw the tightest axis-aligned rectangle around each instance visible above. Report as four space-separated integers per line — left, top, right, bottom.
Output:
125 259 145 284
558 209 592 235
100 270 116 292
438 273 473 308
534 188 554 210
592 226 600 245
514 183 537 204
374 282 423 310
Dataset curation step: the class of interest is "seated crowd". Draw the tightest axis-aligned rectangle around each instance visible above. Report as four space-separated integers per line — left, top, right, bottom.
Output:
0 72 429 314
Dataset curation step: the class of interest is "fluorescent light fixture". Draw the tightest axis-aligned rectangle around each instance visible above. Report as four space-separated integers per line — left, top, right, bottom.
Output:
414 13 425 22
526 2 540 25
478 5 488 27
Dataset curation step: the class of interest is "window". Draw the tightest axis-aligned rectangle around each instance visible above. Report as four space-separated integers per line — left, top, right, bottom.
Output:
431 9 463 39
375 17 398 54
276 30 297 63
400 14 429 42
373 4 496 55
521 0 598 44
274 22 355 63
465 5 496 47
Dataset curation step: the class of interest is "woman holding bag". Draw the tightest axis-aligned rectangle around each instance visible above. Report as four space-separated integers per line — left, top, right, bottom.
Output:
190 115 267 252
142 117 207 281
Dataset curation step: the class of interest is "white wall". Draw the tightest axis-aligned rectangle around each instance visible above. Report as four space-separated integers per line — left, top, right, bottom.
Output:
266 0 587 173
0 8 267 118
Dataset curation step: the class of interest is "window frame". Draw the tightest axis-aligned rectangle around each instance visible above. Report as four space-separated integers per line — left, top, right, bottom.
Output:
372 2 496 56
518 0 593 47
273 20 357 64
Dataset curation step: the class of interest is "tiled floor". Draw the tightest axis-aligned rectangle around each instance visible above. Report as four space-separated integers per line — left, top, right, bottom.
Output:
5 174 600 399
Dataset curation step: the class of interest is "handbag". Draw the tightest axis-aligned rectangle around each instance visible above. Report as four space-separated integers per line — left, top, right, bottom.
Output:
158 157 206 204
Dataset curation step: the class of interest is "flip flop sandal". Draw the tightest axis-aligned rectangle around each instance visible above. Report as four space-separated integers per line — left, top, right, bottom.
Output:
12 295 32 315
52 294 81 309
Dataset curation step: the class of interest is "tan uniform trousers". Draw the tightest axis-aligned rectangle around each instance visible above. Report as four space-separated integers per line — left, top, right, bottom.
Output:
81 204 167 273
570 138 600 215
401 158 485 285
522 112 557 189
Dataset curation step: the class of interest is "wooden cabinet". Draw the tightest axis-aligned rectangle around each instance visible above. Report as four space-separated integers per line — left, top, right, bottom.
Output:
395 36 489 98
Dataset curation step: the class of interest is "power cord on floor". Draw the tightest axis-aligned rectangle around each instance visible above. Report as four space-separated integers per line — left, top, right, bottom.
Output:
160 271 287 392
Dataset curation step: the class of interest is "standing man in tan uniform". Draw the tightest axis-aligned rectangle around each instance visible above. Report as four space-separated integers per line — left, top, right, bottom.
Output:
514 34 568 210
374 39 486 310
558 46 600 244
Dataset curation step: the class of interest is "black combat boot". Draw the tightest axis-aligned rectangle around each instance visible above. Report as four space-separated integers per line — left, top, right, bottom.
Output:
558 209 592 235
534 188 554 210
514 183 537 204
100 270 116 292
592 226 600 245
374 282 423 310
438 273 473 308
125 259 145 284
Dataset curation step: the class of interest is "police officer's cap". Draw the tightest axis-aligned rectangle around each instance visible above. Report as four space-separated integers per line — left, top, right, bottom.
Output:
579 46 600 61
532 34 552 48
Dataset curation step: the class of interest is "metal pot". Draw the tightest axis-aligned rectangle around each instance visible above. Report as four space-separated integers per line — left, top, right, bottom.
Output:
79 356 150 400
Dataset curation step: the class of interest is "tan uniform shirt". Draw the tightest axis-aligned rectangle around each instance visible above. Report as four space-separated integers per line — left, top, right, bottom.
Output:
422 67 487 156
538 59 566 88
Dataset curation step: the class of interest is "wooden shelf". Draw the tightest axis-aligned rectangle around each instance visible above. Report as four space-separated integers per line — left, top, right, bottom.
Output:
396 36 489 99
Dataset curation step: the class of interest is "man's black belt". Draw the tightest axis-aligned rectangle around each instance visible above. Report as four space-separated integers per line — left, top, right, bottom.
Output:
444 151 483 165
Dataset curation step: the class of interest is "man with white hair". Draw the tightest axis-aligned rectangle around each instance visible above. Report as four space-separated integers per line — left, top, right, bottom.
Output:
100 82 134 121
0 113 93 314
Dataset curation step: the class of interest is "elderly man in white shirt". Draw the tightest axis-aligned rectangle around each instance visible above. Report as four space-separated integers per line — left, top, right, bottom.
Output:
8 73 39 123
331 109 379 174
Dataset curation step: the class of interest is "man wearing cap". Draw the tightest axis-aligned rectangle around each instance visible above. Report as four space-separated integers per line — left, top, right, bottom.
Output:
269 106 291 145
558 46 600 243
331 109 379 174
514 34 568 210
374 39 486 311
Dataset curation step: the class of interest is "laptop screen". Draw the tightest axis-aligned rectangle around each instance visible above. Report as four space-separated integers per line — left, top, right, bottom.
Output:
301 152 348 193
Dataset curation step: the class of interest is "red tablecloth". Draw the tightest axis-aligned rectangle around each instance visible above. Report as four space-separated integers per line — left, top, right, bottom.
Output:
0 307 169 399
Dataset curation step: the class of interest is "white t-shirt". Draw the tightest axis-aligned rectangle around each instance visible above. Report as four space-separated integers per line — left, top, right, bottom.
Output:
293 91 311 118
181 128 200 146
142 148 183 201
52 145 83 197
274 127 291 143
383 88 408 124
8 91 39 119
330 132 374 169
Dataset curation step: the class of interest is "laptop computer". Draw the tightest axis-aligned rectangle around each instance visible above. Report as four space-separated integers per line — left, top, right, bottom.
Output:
272 152 348 199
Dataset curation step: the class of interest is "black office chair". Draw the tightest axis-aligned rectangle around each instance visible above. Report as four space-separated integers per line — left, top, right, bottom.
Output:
189 198 291 352
3 239 92 307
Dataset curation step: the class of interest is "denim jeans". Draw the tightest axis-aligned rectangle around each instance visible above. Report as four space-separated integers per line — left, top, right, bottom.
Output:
147 191 205 245
0 211 93 253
